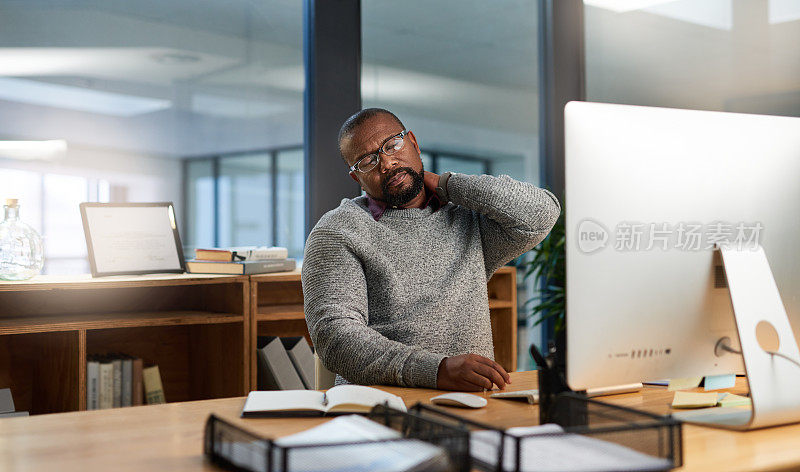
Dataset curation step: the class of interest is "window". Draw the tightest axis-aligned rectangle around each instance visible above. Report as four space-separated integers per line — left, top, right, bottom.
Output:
218 154 273 248
183 147 305 260
0 169 109 274
584 0 800 116
275 149 305 259
0 0 304 269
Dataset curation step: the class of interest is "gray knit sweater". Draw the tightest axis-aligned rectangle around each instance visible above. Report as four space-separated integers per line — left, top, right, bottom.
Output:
301 173 560 388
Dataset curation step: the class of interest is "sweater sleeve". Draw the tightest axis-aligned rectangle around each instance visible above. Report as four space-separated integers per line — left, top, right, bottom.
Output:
446 173 561 278
301 227 446 388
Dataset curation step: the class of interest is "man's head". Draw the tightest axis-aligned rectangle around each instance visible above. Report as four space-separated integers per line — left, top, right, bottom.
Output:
338 108 425 208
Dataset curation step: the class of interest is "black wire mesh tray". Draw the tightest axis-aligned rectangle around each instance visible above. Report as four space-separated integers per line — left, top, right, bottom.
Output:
409 392 683 472
203 403 471 472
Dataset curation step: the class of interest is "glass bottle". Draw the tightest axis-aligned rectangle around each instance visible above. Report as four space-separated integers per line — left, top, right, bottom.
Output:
0 199 44 280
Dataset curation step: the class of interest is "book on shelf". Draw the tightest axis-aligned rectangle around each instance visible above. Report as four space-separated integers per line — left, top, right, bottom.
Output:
143 365 166 405
98 358 114 410
281 337 315 390
132 358 144 406
257 336 306 391
87 354 144 410
186 258 296 275
112 357 122 408
194 246 288 262
242 385 407 417
0 389 28 418
87 358 99 410
0 388 15 414
121 356 133 407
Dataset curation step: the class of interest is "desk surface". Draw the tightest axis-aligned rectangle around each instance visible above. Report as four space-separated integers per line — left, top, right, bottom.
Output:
1 371 799 472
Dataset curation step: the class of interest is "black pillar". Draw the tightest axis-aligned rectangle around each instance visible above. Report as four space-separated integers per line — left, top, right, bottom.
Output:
303 0 362 238
537 0 585 346
537 0 585 199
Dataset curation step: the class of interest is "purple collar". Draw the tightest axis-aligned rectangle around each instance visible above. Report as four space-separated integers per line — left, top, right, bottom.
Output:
366 188 443 221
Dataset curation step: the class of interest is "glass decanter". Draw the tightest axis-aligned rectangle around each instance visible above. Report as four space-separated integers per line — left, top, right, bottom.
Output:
0 199 44 280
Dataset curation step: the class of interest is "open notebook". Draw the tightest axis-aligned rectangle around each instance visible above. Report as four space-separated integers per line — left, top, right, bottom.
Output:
242 385 407 417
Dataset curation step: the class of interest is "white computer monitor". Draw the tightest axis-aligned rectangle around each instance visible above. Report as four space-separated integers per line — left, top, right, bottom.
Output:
564 101 800 429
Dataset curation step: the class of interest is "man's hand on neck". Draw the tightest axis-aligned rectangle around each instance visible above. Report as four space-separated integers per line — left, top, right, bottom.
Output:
391 170 439 209
423 170 440 196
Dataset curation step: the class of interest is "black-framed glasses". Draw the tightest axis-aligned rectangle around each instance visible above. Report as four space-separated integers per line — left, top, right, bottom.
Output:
349 130 410 173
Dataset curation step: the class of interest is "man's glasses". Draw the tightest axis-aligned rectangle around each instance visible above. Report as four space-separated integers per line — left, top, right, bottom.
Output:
350 130 409 173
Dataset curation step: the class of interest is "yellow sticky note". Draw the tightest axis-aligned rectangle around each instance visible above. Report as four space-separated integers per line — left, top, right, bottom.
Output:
717 393 751 408
667 377 703 391
672 391 719 409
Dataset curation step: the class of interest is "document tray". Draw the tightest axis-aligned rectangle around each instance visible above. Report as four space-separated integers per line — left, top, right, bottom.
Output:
204 403 471 472
408 393 682 472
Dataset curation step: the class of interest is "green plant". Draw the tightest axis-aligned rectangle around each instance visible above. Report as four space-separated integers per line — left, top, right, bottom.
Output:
522 212 566 335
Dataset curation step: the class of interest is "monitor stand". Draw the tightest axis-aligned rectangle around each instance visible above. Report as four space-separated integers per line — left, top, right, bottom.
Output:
673 245 800 430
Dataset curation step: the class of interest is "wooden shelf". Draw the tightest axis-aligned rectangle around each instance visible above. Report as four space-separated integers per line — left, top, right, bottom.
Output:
1 265 517 413
256 304 305 321
0 276 250 414
0 311 244 335
0 273 246 292
249 269 302 283
489 299 514 309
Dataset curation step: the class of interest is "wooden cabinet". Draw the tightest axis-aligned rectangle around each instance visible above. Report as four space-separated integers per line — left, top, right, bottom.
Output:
0 274 249 414
249 270 307 389
0 267 517 414
250 265 518 388
487 266 518 372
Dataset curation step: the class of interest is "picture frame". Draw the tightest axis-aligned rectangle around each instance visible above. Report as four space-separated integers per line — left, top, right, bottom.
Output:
80 202 186 277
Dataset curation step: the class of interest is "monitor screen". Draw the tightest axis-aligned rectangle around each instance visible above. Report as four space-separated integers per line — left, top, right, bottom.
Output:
565 102 800 390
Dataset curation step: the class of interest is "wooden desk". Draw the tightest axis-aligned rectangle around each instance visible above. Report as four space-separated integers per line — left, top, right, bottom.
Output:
2 371 799 472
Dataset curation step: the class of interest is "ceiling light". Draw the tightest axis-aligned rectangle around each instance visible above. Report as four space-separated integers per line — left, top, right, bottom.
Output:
769 0 800 24
0 140 67 161
151 52 202 65
583 0 680 12
0 77 171 117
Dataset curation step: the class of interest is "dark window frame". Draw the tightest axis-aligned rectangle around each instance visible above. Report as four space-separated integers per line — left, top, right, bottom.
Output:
182 145 303 249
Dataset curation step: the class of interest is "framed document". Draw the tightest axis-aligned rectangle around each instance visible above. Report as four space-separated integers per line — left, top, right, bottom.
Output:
80 202 186 277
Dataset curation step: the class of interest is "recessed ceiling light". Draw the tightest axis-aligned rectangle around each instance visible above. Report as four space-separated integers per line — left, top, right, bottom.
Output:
583 0 679 13
0 140 67 161
151 52 202 65
0 77 171 117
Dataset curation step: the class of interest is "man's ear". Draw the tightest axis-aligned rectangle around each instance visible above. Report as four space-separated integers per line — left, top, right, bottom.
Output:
408 130 421 155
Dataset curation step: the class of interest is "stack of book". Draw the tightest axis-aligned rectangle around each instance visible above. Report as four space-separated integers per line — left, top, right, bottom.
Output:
86 354 166 410
186 246 296 275
256 336 315 390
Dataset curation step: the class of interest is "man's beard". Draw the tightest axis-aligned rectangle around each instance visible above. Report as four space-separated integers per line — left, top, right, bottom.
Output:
379 166 425 207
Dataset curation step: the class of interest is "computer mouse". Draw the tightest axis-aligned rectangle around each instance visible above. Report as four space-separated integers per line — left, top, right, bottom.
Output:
430 392 488 409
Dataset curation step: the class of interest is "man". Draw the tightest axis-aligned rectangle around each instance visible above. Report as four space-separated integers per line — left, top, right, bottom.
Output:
302 108 560 391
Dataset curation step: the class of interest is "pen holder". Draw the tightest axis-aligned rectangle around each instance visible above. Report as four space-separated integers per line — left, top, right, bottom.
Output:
530 343 588 427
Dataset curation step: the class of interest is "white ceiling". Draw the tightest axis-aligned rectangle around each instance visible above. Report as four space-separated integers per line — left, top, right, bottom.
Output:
0 0 796 159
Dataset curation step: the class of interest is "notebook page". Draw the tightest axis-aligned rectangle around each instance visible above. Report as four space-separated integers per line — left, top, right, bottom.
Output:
325 385 407 412
273 415 445 472
242 390 325 414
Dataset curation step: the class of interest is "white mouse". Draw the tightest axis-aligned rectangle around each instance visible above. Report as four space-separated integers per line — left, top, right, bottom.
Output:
430 392 488 409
